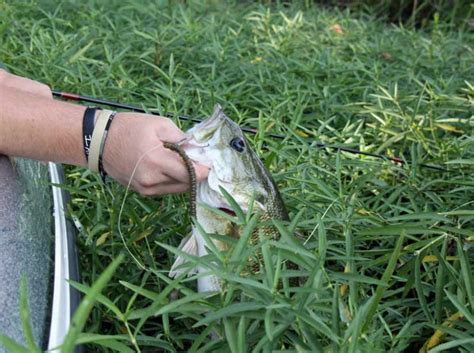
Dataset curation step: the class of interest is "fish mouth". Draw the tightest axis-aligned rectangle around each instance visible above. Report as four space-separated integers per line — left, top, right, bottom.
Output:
218 207 236 216
217 201 264 217
217 198 264 217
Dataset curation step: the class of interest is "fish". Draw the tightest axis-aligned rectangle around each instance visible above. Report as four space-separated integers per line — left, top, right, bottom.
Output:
169 104 289 292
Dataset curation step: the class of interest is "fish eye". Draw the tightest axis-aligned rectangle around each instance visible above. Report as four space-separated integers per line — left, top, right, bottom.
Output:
230 137 245 152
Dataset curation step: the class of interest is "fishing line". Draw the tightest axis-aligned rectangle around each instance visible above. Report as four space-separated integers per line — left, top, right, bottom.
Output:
116 139 196 273
117 143 164 272
303 199 337 246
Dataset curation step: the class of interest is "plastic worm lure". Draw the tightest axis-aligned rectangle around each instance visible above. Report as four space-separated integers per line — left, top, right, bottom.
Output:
163 142 197 220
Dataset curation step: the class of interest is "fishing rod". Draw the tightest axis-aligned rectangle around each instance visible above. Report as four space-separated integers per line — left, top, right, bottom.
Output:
52 90 447 172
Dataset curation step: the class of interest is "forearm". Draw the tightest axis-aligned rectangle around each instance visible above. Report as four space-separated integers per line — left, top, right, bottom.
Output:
0 87 87 167
0 71 209 195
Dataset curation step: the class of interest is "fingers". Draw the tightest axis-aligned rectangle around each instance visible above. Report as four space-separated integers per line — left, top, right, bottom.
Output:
156 120 209 182
136 181 190 197
134 155 209 197
161 147 196 183
161 145 210 184
130 149 208 196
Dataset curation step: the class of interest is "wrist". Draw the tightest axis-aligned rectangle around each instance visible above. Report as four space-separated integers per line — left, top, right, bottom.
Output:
100 112 127 181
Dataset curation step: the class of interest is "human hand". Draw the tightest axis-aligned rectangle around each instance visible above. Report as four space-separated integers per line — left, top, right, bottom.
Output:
0 70 52 98
102 112 209 196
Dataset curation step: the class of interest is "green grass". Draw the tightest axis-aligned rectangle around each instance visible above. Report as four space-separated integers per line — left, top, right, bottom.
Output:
1 0 473 352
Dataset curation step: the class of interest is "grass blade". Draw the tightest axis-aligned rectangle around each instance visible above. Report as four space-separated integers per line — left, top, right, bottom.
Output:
61 254 124 353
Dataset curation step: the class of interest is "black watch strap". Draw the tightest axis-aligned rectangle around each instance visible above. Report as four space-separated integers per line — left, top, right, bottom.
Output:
82 107 100 161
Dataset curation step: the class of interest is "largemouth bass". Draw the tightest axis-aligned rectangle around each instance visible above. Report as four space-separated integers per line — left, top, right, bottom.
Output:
169 104 288 292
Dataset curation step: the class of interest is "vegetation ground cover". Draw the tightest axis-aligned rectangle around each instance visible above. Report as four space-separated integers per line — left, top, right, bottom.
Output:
1 0 473 352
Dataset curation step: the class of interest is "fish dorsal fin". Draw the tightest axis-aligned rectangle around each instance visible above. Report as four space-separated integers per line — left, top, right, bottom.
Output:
169 233 199 278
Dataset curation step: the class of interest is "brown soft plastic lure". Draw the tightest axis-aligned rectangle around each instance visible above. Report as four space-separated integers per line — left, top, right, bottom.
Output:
163 141 197 219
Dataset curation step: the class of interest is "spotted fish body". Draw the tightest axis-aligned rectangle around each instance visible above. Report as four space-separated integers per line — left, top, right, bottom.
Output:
169 104 288 292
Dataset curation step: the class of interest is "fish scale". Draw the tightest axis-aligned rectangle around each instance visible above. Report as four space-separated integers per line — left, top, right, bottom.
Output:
249 200 290 275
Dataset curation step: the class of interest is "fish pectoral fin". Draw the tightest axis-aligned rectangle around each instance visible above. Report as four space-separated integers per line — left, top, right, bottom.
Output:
169 234 199 278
